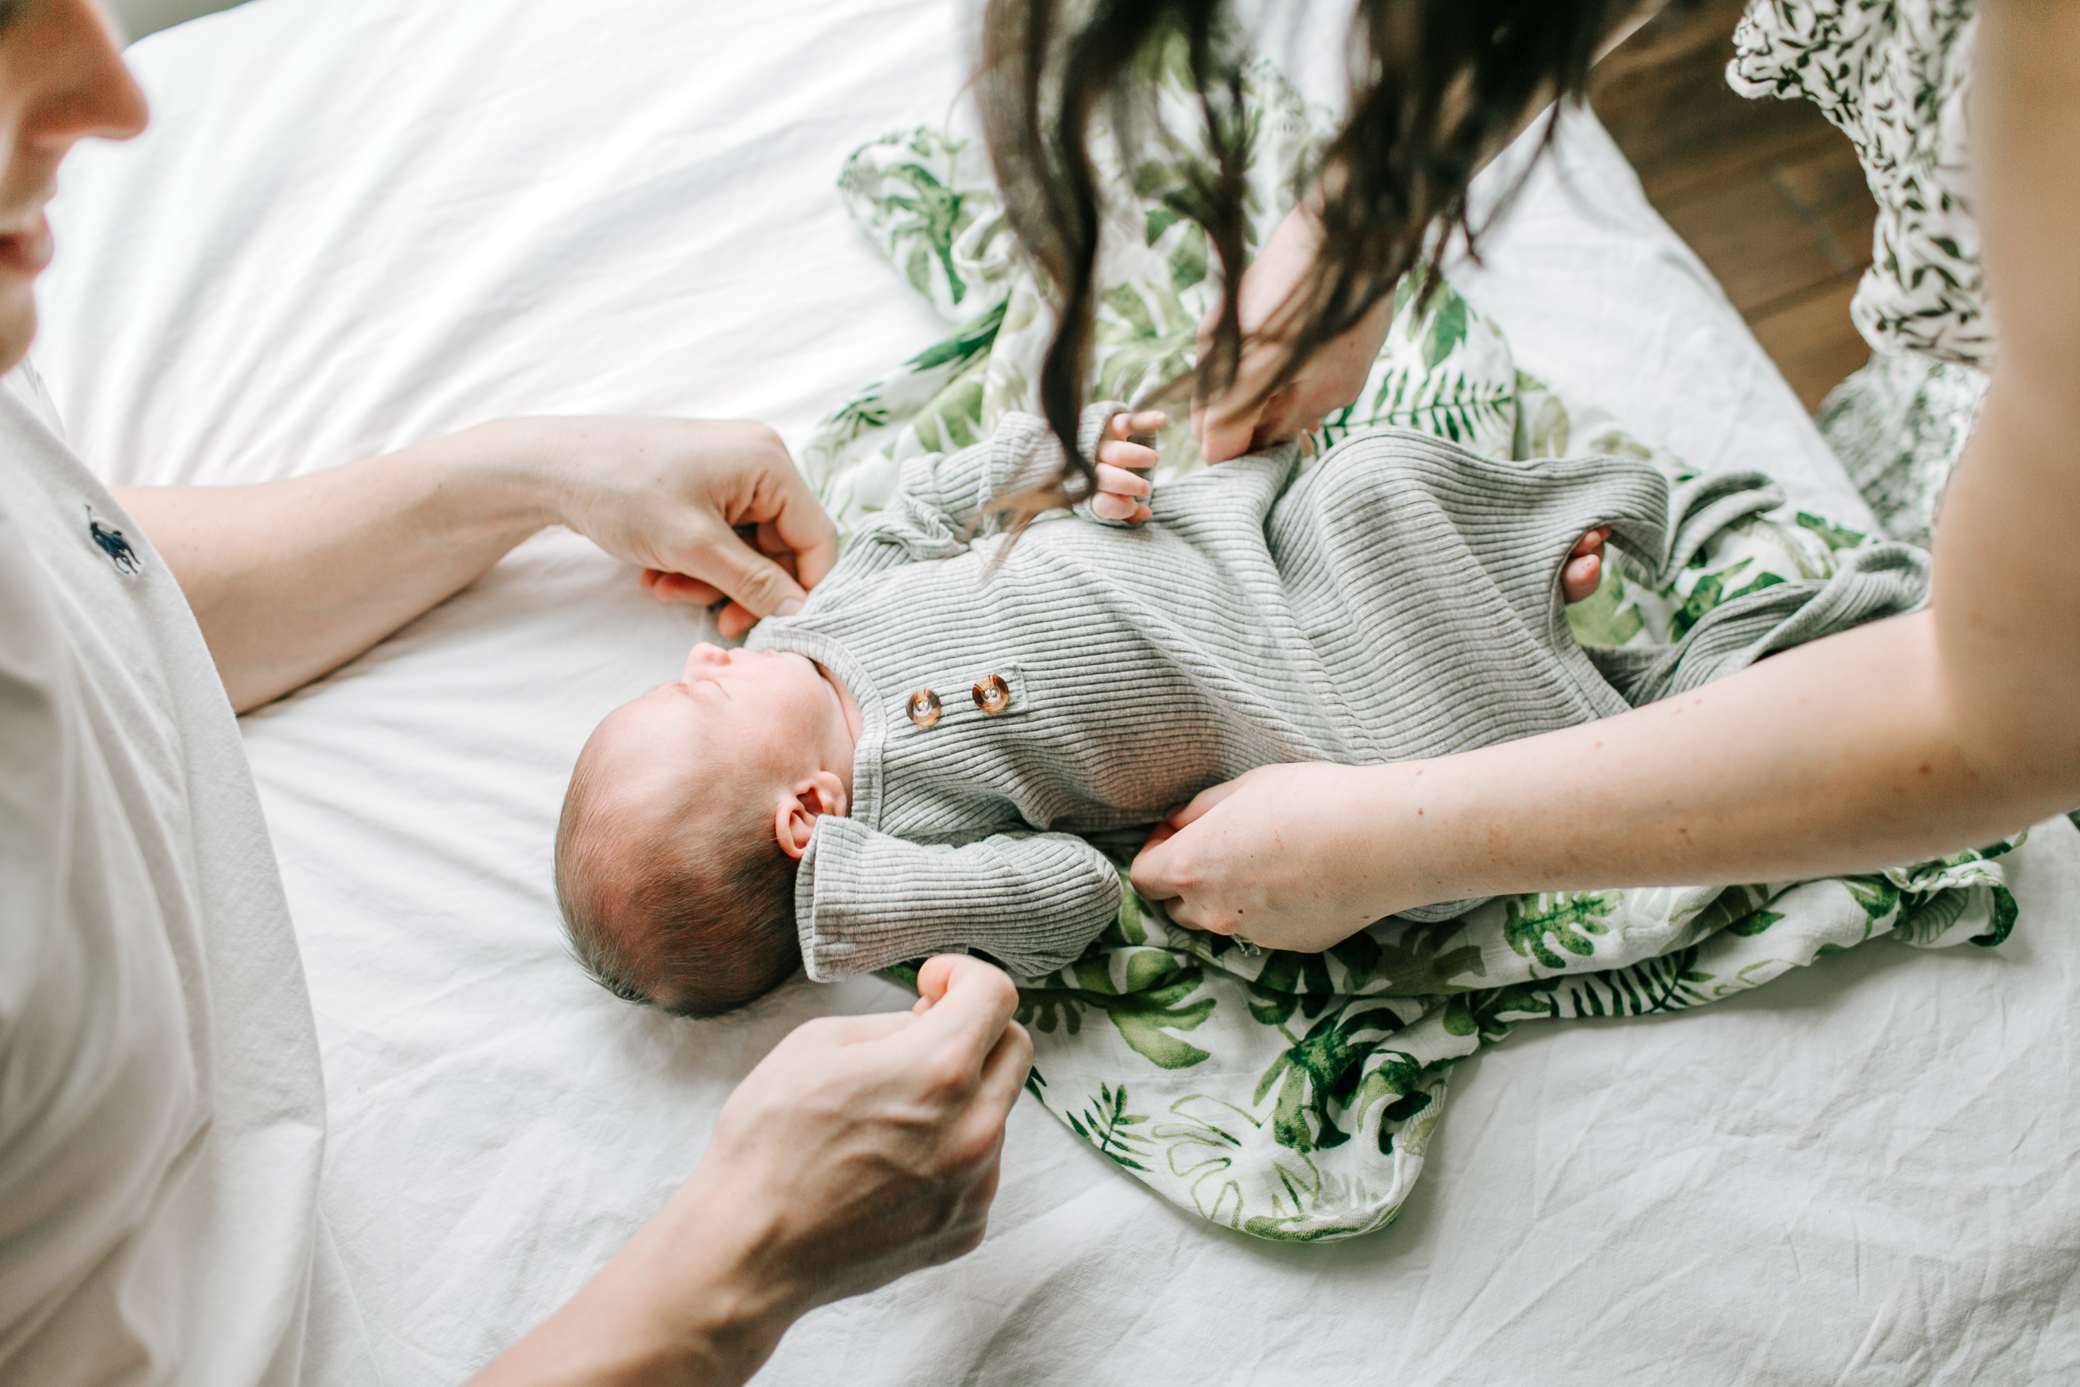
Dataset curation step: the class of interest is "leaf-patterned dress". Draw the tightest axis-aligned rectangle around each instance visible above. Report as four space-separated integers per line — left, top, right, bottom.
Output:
1727 0 1987 548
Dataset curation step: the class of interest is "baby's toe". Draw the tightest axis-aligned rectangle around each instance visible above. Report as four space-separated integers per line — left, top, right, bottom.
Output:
1562 552 1602 604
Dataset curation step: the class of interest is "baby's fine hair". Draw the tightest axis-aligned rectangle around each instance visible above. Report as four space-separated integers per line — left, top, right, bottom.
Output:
554 747 800 1018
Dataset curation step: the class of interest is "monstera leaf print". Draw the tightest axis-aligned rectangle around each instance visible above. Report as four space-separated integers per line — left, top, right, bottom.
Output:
1253 1003 1410 1153
1503 892 1620 972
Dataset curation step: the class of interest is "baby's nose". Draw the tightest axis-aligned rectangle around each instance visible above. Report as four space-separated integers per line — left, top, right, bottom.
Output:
683 642 727 674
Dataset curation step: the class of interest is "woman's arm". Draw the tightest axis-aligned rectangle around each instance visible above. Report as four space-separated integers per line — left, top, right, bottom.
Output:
114 416 838 712
1131 0 2080 950
470 956 1031 1387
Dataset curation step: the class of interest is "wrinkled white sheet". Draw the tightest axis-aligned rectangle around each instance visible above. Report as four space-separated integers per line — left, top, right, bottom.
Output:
32 0 2079 1381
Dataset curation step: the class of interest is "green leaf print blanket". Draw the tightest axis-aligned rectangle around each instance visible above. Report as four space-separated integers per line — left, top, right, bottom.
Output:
799 65 2021 1243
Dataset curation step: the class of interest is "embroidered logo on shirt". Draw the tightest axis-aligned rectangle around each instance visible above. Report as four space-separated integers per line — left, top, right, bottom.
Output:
86 506 141 575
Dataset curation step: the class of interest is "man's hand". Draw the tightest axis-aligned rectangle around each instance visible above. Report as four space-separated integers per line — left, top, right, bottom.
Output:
689 954 1031 1310
528 417 839 639
1192 205 1396 466
117 414 842 710
472 957 1031 1387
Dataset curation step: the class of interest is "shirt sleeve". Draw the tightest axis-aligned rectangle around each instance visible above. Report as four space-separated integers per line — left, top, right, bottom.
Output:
795 816 1124 981
837 402 1128 575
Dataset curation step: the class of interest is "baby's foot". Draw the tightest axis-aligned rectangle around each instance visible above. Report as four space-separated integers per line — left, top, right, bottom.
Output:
1562 527 1610 604
1089 410 1166 524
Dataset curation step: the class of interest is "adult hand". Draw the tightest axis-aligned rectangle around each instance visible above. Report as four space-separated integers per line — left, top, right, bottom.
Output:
1192 204 1396 466
1131 762 1403 953
473 956 1031 1386
524 416 840 638
694 953 1032 1310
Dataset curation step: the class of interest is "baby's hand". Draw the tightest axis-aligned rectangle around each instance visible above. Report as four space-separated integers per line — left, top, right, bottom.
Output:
1088 410 1165 525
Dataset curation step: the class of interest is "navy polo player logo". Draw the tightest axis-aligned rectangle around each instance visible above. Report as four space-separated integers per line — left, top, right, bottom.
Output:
85 506 141 575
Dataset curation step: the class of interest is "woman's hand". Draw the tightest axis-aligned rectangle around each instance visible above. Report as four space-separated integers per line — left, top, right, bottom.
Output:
474 956 1032 1386
1088 409 1166 524
1192 204 1397 466
1131 762 1407 953
525 416 840 638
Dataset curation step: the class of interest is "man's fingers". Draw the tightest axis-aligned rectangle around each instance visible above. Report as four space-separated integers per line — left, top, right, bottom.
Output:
641 570 727 607
916 953 1003 1008
723 428 840 591
971 1018 1035 1122
907 956 1021 1063
793 1009 916 1049
674 517 810 623
765 495 841 592
714 601 761 641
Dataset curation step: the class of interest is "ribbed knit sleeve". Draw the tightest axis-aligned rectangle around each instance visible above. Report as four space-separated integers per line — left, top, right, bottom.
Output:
796 818 1123 981
842 402 1127 566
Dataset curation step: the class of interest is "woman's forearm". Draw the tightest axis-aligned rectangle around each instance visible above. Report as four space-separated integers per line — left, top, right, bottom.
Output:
1378 0 2080 912
1136 593 2076 952
1352 610 2060 912
115 421 555 712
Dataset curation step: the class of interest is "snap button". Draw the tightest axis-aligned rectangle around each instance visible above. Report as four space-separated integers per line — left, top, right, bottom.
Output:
971 674 1012 715
907 689 943 727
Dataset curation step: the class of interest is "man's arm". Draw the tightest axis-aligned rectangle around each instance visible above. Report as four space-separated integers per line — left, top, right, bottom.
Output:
115 416 838 712
1132 0 2080 950
470 956 1031 1387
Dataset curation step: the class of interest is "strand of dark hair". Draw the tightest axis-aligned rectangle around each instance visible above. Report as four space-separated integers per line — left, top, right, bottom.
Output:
980 0 1655 502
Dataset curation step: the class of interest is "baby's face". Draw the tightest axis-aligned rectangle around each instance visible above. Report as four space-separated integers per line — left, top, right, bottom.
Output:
586 643 856 843
670 642 843 737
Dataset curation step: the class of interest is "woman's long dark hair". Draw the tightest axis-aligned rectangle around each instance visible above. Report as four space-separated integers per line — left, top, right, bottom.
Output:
978 0 1644 499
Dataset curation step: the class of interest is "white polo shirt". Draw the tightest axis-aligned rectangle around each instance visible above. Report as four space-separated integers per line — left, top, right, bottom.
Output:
0 364 367 1385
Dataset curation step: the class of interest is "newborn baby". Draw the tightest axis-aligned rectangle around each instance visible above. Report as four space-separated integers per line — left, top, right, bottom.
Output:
556 402 1702 1016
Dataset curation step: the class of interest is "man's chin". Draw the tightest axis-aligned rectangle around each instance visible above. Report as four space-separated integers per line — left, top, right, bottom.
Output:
0 287 35 377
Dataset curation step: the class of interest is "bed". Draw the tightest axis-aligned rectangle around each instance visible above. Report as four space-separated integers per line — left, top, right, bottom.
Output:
34 0 2080 1380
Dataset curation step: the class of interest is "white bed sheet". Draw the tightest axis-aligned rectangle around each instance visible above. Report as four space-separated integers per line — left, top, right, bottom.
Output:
32 0 2078 1381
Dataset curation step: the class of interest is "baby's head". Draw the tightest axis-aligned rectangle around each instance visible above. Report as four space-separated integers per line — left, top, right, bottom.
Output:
555 643 858 1016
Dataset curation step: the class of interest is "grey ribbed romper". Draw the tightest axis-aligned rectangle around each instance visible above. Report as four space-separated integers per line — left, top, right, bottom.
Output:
747 407 1926 981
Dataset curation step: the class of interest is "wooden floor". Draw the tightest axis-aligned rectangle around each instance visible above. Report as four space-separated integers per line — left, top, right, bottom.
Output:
1589 0 1877 410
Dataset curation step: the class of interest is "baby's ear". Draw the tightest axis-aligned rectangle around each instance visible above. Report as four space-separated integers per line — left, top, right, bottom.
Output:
773 772 849 859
